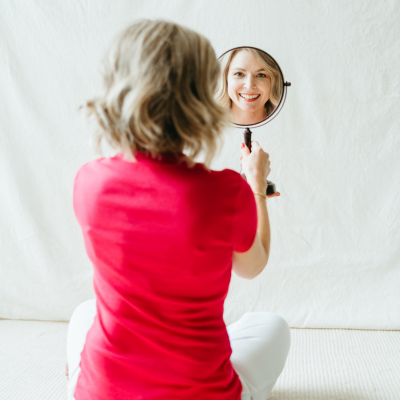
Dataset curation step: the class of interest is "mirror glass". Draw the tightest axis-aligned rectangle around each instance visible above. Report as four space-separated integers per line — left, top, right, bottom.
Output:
216 47 284 126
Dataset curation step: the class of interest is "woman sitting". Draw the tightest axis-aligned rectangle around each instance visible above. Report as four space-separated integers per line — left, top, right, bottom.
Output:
66 19 290 400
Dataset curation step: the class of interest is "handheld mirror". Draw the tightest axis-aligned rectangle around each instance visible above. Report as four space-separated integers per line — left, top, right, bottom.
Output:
216 46 291 195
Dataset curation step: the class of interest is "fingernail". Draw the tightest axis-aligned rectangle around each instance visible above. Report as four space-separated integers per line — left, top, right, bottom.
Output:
240 143 245 148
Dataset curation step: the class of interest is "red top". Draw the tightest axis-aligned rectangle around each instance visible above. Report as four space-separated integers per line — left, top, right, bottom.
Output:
73 151 257 400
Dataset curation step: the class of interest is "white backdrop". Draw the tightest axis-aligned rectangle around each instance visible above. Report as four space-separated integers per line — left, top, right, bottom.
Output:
1 0 399 329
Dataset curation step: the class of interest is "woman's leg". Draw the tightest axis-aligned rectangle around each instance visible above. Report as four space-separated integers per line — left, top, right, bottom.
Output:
66 299 97 400
227 312 291 400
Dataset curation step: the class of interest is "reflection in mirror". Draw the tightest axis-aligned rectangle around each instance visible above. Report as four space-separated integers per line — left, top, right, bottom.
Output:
216 47 283 126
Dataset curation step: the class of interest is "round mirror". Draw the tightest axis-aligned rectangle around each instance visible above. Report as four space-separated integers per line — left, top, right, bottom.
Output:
216 46 291 195
216 46 290 128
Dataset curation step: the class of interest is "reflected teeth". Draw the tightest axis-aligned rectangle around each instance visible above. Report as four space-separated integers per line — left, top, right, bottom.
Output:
240 94 260 99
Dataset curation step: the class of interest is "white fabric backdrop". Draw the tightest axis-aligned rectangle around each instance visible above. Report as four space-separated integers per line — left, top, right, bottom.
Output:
1 0 399 329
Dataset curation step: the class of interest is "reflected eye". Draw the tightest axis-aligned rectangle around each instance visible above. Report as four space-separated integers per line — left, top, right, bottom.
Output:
257 73 267 78
234 72 244 77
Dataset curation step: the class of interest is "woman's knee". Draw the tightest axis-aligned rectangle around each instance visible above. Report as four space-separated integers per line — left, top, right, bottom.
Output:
78 298 96 311
67 299 97 367
271 313 291 355
233 312 291 388
242 312 291 353
74 298 96 314
69 299 97 327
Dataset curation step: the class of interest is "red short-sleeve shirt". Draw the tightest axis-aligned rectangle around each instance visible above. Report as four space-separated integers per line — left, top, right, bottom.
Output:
73 151 257 400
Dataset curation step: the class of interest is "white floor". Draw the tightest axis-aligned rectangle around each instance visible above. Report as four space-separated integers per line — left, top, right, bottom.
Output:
0 320 399 400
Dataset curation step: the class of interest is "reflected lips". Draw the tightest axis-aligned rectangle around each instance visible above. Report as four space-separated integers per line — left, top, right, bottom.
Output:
239 93 260 102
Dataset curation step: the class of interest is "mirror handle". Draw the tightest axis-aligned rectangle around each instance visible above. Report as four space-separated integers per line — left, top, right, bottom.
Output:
244 128 252 152
240 128 252 180
240 127 276 195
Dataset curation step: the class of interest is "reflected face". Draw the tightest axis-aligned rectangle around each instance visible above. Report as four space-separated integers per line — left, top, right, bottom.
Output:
227 50 271 125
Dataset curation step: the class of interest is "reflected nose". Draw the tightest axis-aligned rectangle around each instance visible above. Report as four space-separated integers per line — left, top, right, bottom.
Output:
243 75 256 89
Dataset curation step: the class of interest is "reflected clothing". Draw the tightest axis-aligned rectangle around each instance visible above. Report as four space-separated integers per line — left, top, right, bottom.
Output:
72 151 258 399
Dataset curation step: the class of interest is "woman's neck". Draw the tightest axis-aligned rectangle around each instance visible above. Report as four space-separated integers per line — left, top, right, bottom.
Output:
121 147 185 163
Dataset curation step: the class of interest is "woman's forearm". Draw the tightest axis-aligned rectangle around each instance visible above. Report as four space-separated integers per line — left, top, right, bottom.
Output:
254 194 271 263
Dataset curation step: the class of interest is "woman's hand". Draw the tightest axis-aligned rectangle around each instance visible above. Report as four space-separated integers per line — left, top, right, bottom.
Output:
240 142 280 199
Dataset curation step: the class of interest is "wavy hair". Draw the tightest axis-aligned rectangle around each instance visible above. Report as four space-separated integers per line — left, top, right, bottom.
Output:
80 20 229 169
215 48 283 117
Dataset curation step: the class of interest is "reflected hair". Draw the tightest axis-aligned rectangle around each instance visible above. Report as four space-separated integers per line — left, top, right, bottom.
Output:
79 19 229 169
215 48 283 117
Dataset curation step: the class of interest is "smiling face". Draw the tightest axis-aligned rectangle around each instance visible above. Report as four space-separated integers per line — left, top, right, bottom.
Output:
227 49 271 125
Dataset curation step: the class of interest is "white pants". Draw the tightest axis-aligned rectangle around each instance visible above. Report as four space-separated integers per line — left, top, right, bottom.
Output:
67 299 291 400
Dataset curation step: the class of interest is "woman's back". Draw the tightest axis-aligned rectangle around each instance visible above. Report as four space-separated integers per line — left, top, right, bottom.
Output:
72 151 257 399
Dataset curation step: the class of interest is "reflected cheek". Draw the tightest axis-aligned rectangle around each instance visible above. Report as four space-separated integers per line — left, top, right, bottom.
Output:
228 85 240 103
262 88 271 103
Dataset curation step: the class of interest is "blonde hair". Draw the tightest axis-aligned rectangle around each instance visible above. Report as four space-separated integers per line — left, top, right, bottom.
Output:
80 19 229 170
215 48 283 118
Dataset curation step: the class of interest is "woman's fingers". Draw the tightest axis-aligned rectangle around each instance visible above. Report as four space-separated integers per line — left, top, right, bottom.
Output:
250 140 261 150
267 192 281 198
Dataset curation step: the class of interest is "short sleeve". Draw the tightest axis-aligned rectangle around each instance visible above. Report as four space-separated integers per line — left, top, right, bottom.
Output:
231 176 258 252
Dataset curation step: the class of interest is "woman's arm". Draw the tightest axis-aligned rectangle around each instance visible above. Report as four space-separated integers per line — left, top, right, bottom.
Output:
232 195 270 280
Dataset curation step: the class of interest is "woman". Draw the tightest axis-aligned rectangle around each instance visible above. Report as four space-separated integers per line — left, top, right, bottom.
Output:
66 20 290 400
216 47 283 125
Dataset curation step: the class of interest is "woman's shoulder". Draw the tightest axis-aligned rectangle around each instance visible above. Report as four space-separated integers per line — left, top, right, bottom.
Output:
205 167 246 192
73 157 109 186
